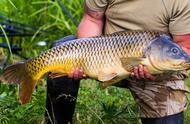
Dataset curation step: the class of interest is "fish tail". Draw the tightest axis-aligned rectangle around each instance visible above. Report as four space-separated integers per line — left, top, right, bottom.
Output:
19 77 37 104
0 62 37 104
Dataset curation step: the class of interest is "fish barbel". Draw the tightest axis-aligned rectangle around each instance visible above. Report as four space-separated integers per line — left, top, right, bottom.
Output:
1 30 190 104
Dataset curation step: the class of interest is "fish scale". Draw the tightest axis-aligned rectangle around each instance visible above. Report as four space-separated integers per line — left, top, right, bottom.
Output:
3 30 190 104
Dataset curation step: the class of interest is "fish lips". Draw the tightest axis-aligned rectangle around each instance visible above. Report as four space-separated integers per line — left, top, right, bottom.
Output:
182 57 190 68
184 61 190 68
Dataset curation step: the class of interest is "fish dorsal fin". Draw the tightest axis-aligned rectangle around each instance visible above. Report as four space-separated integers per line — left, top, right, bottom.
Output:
98 68 117 82
120 57 145 71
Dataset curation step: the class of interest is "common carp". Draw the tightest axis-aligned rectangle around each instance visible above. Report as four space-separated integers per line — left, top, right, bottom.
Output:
1 30 190 104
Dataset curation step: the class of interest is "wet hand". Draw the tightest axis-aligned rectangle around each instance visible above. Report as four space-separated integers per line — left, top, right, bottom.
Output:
130 64 156 80
68 68 86 80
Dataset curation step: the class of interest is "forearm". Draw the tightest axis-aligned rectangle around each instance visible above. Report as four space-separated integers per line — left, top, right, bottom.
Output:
77 3 105 38
77 14 104 38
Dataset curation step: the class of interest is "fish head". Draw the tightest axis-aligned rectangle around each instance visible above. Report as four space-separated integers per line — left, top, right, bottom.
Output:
145 34 190 72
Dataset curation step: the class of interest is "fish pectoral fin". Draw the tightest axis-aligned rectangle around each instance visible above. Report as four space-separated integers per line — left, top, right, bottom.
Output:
98 69 117 82
102 76 125 88
102 80 118 89
120 57 145 71
49 71 67 79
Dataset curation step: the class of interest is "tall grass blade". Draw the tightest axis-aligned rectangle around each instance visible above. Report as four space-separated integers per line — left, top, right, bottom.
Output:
0 25 12 59
30 5 54 17
32 1 53 5
7 0 17 9
86 105 105 124
57 0 78 26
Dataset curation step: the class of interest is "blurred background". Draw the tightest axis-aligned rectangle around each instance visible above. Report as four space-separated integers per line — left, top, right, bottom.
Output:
0 0 189 124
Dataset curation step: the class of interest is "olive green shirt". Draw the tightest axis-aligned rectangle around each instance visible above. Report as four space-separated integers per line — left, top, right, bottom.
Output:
86 0 190 35
85 0 190 118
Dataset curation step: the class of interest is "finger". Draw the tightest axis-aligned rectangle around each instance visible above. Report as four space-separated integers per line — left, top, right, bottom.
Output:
130 72 135 78
83 73 86 78
74 68 86 79
143 66 155 80
73 68 80 80
138 65 145 79
78 69 84 78
133 66 140 79
68 68 79 79
145 73 156 80
79 69 86 78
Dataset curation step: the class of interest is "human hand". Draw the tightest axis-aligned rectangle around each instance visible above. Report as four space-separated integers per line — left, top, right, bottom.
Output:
68 68 86 80
130 65 156 80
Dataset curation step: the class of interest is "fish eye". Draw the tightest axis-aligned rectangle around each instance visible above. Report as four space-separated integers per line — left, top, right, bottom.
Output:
171 47 179 54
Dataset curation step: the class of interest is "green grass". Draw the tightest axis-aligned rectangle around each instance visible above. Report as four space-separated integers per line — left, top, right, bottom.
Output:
0 79 140 124
0 84 46 124
74 80 141 124
0 0 190 124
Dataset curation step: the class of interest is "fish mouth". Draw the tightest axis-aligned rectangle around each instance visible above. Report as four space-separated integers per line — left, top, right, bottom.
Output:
172 61 190 70
182 62 190 68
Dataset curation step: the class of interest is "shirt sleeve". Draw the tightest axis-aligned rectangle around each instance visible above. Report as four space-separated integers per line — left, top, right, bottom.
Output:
85 0 108 11
169 0 190 35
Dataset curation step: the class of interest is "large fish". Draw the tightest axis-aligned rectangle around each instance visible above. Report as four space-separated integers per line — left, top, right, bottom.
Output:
0 30 190 104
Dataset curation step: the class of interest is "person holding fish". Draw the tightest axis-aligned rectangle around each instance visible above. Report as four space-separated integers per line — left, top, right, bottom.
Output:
0 0 189 124
45 0 190 124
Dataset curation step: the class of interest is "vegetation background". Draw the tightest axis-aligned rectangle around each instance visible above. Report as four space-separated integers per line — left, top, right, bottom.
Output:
0 0 189 124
